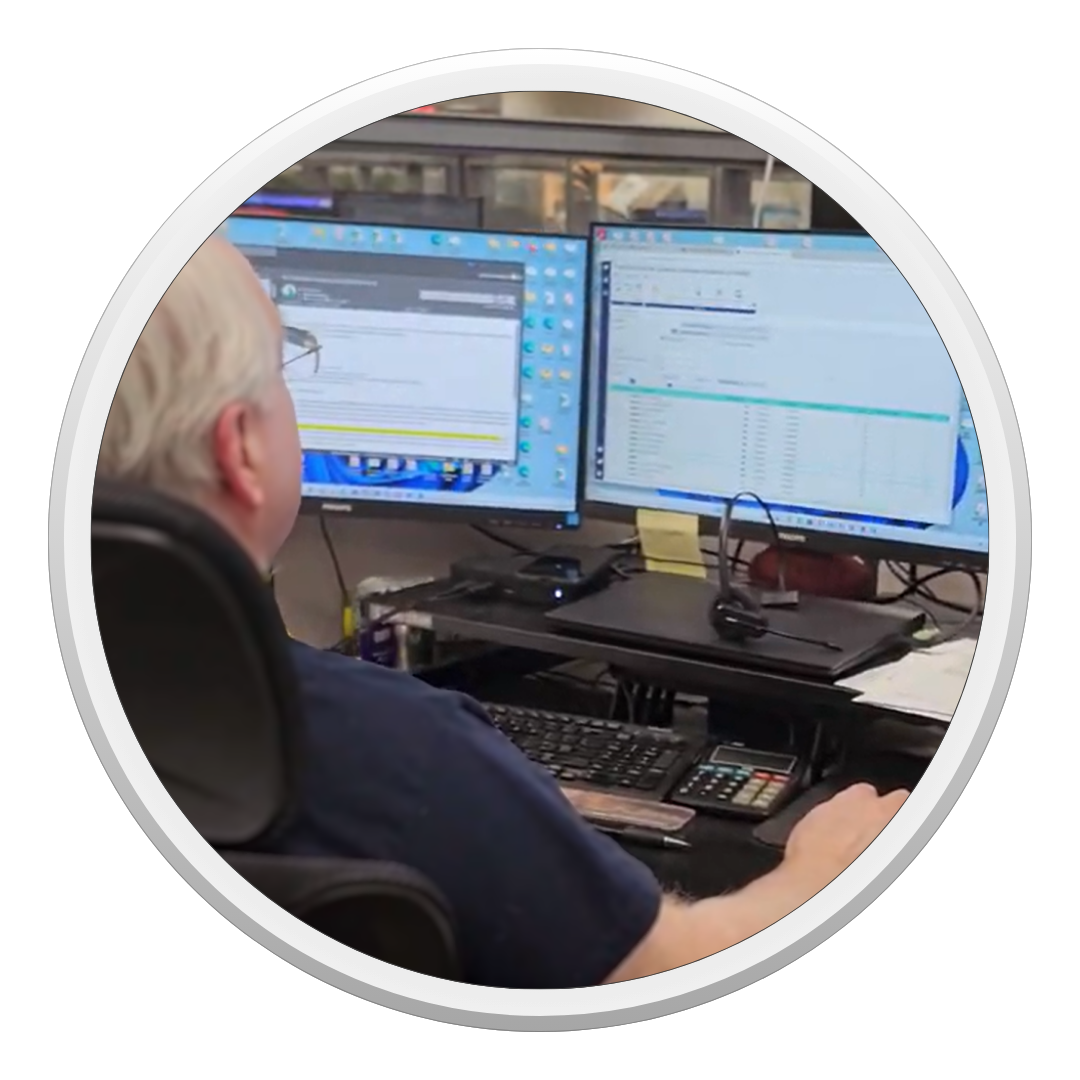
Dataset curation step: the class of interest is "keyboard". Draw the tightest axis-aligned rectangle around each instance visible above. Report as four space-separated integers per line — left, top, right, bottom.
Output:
484 702 699 799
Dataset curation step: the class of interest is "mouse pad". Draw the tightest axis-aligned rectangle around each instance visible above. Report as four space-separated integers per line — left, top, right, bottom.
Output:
754 755 920 848
546 572 922 680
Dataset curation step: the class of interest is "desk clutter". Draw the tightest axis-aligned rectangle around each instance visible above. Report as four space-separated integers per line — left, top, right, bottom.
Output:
836 637 977 722
335 566 968 835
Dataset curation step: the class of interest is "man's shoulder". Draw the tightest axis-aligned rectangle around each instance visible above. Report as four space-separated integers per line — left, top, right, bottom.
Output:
287 639 488 731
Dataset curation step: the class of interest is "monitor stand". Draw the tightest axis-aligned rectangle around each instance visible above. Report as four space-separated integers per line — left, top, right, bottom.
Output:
547 572 924 681
749 547 878 602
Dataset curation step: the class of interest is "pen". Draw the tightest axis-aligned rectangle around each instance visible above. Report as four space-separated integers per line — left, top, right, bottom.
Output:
595 824 692 851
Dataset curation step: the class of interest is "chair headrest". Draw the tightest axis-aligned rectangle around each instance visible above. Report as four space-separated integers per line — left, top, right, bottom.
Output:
91 481 302 847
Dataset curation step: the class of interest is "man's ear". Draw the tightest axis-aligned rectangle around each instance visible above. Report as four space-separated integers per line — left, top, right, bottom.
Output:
211 402 265 510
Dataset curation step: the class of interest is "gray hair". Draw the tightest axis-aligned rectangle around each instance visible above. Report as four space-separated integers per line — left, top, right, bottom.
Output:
97 236 280 496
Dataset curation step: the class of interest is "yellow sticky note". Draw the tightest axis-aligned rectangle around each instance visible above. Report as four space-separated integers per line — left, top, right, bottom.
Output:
635 508 707 579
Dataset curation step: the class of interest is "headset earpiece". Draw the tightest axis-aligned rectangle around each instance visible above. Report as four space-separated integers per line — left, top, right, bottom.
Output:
709 584 769 643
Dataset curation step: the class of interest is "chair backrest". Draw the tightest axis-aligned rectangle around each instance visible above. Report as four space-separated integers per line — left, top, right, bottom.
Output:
91 480 300 847
223 853 458 979
91 481 459 978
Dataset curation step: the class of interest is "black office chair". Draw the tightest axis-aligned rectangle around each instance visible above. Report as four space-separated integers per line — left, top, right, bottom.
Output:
90 480 459 979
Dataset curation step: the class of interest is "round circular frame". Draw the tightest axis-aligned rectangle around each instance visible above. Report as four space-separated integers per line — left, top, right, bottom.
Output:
49 49 1031 1030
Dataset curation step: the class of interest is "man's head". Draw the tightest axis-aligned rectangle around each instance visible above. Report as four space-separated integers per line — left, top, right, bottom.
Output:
97 235 303 569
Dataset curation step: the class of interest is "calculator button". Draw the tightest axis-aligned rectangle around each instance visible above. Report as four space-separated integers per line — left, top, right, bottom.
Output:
732 793 753 806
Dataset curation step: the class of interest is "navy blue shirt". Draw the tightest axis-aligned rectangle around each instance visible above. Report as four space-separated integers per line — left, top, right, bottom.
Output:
272 641 663 989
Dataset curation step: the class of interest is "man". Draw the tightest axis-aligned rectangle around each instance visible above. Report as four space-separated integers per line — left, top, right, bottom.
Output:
97 234 907 989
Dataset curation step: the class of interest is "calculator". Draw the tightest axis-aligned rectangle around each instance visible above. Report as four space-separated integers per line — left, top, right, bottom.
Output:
668 745 803 820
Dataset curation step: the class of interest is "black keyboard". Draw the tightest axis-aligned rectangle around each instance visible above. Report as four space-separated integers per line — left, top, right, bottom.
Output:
484 702 699 799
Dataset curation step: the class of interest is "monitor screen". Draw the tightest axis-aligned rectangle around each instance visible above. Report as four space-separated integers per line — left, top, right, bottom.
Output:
585 226 988 565
238 191 336 216
222 216 588 527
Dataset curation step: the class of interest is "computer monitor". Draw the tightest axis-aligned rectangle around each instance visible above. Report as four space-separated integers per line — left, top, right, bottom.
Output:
221 216 589 528
630 206 709 225
334 193 484 231
584 226 988 568
238 191 336 217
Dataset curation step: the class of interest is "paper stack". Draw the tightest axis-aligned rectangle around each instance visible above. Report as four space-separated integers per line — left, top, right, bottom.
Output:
836 637 977 723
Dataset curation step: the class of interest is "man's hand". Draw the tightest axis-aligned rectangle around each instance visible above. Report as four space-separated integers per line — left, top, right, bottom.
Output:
604 782 909 983
783 783 908 891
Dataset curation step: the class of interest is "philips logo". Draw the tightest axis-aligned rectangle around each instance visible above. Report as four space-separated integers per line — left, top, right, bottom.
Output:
777 532 806 543
320 503 352 513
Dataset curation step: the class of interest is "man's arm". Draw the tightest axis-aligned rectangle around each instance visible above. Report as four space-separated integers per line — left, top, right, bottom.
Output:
604 784 907 982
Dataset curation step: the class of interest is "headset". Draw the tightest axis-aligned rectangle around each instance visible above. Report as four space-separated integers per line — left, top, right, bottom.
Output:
709 492 842 652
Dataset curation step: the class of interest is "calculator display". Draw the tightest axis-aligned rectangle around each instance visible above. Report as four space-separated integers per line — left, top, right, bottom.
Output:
707 747 798 774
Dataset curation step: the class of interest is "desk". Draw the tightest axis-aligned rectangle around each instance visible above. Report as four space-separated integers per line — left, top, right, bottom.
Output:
386 580 945 898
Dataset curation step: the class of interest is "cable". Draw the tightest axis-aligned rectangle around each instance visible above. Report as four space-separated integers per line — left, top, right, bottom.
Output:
873 564 963 605
318 512 349 606
894 559 986 615
613 552 719 577
877 563 986 617
529 667 614 694
717 491 792 598
606 531 748 574
359 580 494 633
470 523 536 555
318 511 354 642
910 570 984 649
325 637 357 656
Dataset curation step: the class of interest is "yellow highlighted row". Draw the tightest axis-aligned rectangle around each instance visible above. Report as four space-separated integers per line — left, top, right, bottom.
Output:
298 422 501 442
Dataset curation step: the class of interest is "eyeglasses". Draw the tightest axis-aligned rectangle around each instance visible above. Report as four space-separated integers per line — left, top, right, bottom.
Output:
282 326 321 381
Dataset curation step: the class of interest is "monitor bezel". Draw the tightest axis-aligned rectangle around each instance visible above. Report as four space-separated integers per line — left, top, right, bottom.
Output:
580 222 990 570
227 213 589 530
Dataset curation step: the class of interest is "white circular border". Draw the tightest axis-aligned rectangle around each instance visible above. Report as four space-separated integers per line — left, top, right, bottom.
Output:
49 49 1030 1030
